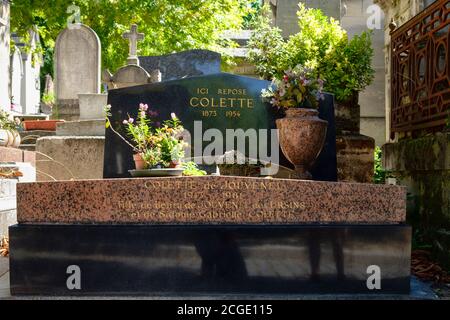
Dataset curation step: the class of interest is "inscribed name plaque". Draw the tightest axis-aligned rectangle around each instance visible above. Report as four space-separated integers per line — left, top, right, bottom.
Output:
16 176 406 224
104 73 337 181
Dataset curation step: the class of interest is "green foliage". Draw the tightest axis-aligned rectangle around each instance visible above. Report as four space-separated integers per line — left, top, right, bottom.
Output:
319 32 375 102
40 46 54 98
248 3 375 102
0 110 20 131
373 146 386 184
41 92 55 105
182 161 207 176
11 0 252 73
242 0 263 29
282 4 345 71
247 5 285 80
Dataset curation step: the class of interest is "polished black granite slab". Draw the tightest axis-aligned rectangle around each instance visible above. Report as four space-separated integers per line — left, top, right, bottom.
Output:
9 224 411 296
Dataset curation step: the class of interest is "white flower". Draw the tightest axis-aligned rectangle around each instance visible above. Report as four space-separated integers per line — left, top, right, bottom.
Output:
171 112 177 120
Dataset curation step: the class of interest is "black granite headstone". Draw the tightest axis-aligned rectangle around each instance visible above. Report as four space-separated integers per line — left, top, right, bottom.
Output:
104 72 337 180
139 49 221 81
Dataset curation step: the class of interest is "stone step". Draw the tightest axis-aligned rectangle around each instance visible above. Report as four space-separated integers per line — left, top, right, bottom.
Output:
0 147 35 167
56 119 105 136
19 130 55 145
18 144 36 151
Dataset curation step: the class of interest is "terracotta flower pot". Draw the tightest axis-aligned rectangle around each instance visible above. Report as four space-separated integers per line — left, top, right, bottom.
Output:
22 120 64 131
169 160 182 168
133 153 146 170
276 108 328 179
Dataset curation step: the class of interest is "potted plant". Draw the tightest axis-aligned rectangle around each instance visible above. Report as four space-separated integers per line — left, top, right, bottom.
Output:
106 103 193 177
262 65 327 179
0 110 22 148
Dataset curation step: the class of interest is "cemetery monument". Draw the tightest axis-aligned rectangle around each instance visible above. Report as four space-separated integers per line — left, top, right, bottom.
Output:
8 69 411 296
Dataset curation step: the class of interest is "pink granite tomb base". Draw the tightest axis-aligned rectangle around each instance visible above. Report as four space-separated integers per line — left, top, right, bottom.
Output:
16 176 406 224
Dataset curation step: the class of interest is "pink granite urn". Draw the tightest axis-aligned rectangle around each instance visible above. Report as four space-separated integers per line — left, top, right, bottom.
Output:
276 108 328 179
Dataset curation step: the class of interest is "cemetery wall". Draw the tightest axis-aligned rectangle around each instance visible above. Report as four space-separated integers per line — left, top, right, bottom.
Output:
378 0 449 268
383 132 450 268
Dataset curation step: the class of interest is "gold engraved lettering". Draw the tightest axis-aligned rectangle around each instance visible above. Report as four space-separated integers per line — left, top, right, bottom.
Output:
220 98 227 108
190 97 199 107
200 97 209 107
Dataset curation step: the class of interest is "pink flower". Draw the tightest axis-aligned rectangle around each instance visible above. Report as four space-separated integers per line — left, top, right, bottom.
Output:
140 111 146 117
128 118 134 123
139 103 149 111
123 120 128 124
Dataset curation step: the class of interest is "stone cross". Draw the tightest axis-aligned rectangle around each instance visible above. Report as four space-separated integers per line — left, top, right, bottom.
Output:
123 24 144 65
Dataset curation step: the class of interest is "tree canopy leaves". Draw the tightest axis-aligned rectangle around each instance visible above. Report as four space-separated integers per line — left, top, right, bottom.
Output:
11 0 253 72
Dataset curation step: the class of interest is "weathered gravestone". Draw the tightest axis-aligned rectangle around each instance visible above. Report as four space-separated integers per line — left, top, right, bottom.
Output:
104 72 337 181
54 24 101 119
138 49 221 81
